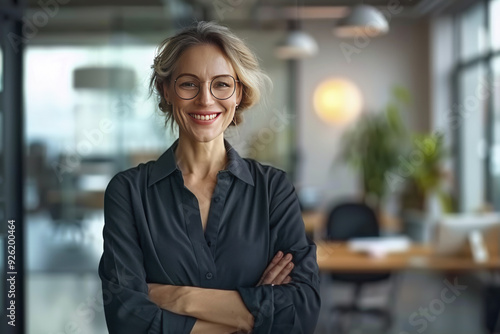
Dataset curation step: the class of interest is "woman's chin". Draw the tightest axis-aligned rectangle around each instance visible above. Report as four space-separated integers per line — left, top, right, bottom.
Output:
185 131 224 144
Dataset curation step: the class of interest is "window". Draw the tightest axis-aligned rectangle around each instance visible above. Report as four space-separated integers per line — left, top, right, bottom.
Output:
453 0 500 211
458 64 488 211
490 0 500 50
491 58 500 207
459 2 487 61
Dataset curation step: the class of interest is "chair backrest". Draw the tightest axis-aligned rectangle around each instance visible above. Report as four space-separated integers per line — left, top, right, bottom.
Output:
326 202 380 241
326 202 390 284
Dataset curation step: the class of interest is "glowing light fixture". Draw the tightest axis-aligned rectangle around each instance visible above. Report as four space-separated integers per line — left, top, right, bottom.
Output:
313 78 363 125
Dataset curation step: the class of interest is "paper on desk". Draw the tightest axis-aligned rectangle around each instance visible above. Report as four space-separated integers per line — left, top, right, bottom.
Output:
347 236 411 258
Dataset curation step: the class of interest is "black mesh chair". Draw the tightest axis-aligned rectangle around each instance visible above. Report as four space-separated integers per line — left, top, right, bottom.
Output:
326 202 393 333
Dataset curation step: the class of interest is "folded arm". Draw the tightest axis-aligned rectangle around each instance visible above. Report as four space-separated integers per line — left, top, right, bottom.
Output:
147 171 321 334
235 171 321 333
190 319 242 334
99 174 197 334
148 251 295 333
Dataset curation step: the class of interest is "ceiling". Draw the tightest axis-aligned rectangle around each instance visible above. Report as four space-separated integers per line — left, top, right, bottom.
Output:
25 0 473 35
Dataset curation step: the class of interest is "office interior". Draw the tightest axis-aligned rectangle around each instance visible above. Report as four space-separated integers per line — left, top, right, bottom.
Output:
1 0 500 333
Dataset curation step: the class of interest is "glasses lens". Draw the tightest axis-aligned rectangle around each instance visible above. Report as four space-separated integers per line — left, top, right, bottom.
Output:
174 75 236 100
211 76 236 100
175 76 200 100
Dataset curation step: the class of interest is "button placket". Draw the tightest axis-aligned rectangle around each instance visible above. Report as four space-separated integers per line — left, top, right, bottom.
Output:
204 172 232 255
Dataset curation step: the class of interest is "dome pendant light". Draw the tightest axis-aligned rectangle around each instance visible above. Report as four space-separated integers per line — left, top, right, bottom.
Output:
334 4 389 38
275 29 319 59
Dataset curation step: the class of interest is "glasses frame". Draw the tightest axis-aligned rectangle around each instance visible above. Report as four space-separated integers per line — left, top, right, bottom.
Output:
174 74 240 101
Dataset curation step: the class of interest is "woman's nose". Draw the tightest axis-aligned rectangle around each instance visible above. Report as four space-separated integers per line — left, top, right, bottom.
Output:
196 82 215 105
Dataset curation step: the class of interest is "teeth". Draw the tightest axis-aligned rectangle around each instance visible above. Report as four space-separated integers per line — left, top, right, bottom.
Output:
189 113 219 121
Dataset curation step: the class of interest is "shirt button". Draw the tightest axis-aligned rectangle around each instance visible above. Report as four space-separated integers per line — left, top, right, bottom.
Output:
214 197 220 203
205 272 213 280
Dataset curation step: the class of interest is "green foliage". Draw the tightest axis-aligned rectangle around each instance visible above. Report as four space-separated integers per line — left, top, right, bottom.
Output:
340 86 453 213
409 132 446 194
404 132 455 213
341 86 410 203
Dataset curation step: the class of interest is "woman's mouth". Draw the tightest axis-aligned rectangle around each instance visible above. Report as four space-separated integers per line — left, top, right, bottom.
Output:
188 113 222 121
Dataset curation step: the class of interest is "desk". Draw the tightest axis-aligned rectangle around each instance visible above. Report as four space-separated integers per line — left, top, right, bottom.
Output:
302 211 325 240
316 241 500 272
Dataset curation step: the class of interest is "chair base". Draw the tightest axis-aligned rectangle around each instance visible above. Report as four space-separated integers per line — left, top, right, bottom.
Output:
329 304 392 334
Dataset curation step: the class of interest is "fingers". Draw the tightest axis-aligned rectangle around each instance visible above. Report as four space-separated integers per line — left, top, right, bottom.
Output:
271 261 293 285
258 252 294 286
259 251 284 280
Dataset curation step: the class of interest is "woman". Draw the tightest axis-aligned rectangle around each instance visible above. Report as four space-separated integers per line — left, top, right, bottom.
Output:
98 21 321 334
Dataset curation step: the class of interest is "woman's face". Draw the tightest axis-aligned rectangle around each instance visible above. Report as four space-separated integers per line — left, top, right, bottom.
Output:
163 44 242 143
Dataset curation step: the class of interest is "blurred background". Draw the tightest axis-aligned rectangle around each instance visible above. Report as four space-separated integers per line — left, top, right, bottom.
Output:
1 0 500 333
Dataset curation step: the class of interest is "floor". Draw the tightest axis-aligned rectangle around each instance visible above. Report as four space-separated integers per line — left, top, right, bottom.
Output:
24 211 498 334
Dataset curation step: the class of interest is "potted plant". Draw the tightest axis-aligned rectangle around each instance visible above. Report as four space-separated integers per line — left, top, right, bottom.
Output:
399 132 455 241
340 86 410 214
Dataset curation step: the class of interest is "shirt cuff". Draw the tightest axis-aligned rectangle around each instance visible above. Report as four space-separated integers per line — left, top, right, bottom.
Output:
161 309 197 334
237 285 274 334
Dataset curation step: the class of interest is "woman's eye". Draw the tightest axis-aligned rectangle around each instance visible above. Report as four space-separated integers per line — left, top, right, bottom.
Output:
214 82 230 88
180 82 197 88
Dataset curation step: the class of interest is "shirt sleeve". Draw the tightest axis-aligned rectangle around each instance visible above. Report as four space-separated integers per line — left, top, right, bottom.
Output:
236 170 321 334
98 173 197 334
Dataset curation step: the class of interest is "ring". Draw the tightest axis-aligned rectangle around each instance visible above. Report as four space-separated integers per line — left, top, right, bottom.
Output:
271 284 275 287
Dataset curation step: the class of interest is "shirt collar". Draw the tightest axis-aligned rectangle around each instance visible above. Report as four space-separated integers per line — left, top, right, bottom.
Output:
148 138 254 187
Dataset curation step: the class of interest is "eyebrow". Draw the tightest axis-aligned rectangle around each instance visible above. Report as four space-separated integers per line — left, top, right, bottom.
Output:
176 73 234 79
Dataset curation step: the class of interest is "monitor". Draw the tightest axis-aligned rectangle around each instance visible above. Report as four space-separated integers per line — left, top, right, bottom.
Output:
432 212 500 262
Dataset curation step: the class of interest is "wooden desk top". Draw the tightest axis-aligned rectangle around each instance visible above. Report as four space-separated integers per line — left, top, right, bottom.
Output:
302 211 324 233
316 241 500 272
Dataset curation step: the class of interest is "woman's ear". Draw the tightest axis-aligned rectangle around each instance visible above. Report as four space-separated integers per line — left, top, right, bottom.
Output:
236 84 243 106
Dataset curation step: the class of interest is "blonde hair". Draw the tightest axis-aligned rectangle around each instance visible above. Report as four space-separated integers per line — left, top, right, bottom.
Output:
149 21 271 131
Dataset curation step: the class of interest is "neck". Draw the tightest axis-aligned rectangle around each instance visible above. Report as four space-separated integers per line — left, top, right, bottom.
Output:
174 133 227 179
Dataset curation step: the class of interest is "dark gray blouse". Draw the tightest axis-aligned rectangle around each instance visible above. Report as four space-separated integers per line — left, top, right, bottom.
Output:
98 138 321 334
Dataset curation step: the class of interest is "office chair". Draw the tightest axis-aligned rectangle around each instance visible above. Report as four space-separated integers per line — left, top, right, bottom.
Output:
326 202 393 333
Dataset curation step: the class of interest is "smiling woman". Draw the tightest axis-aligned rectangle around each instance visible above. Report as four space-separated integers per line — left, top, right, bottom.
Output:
98 21 321 334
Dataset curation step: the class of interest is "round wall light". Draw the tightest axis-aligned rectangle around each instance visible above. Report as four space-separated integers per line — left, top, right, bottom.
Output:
313 78 363 125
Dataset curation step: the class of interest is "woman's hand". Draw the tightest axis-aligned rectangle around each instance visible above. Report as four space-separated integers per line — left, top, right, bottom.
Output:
256 251 294 286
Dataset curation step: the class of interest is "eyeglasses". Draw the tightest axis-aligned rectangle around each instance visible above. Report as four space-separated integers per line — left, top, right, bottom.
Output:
174 74 239 100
